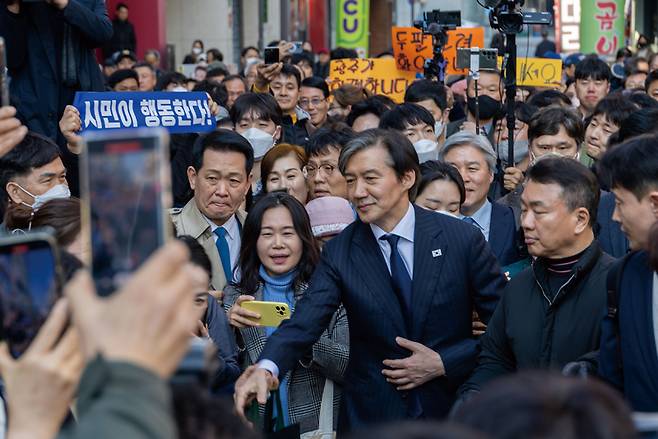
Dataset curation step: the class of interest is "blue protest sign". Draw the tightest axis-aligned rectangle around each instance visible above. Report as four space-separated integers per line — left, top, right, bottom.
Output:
73 92 217 134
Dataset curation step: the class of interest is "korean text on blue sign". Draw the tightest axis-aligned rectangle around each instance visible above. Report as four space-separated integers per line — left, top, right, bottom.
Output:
73 92 216 134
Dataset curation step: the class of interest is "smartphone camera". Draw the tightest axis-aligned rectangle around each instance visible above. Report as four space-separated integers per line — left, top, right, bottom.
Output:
264 47 279 65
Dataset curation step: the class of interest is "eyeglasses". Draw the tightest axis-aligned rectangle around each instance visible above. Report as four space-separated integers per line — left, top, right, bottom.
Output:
303 163 336 177
299 98 326 108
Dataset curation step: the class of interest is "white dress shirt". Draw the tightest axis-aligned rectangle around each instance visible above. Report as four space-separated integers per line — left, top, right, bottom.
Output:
204 213 241 282
370 203 415 277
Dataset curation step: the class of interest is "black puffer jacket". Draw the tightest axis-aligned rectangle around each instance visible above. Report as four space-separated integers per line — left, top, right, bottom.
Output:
461 241 615 393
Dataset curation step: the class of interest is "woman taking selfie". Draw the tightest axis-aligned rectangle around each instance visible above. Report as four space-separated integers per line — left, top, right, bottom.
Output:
223 192 348 434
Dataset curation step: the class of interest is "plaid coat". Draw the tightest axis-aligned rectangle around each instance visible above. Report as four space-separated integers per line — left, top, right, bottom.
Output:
224 282 349 433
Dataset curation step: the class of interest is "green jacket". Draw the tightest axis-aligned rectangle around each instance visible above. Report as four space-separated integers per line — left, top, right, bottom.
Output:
58 356 175 439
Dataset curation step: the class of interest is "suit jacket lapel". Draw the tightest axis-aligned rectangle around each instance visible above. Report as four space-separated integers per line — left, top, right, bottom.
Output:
352 221 407 336
410 206 445 340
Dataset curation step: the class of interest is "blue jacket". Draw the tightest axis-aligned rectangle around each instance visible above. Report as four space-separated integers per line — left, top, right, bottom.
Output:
599 251 658 412
0 0 112 139
596 191 629 258
259 205 506 432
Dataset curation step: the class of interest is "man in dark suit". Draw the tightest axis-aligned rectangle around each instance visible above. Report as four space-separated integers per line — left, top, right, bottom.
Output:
599 134 658 412
441 131 521 267
234 129 506 432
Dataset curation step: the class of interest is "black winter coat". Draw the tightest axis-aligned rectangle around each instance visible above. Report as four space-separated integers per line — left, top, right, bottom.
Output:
461 241 615 392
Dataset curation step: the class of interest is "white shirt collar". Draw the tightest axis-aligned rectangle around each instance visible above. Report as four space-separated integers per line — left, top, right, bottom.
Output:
370 203 415 243
204 214 239 240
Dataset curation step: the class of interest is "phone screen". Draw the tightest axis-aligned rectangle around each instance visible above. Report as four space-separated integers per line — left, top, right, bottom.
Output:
0 239 58 357
84 132 170 296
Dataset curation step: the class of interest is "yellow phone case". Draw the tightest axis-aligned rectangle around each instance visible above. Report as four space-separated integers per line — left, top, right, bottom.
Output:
241 300 291 327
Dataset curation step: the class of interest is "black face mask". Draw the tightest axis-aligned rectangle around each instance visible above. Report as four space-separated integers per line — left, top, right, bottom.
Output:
467 95 501 121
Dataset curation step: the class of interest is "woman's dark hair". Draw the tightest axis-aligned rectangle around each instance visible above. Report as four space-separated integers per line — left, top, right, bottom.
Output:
237 192 319 295
156 71 187 91
4 198 81 247
177 235 212 279
260 144 307 193
417 161 466 205
230 92 283 126
206 48 223 62
192 39 204 50
379 103 435 131
240 46 259 58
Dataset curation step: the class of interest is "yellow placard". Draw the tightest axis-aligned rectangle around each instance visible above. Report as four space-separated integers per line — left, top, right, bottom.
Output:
497 57 562 87
327 58 418 103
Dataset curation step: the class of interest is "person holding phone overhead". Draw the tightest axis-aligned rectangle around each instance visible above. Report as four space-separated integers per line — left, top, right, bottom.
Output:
221 192 348 434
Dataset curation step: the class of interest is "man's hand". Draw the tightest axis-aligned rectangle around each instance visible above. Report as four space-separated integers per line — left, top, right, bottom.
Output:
255 63 283 91
382 337 445 391
0 106 28 158
59 105 83 155
503 166 524 192
472 311 487 337
233 365 279 425
227 295 261 328
0 299 84 439
45 0 69 10
65 241 209 379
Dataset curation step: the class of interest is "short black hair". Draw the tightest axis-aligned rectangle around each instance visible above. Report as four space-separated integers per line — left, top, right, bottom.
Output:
339 128 421 198
345 96 394 127
404 79 448 111
0 132 62 209
575 56 612 82
277 64 302 88
207 67 229 80
301 76 329 98
107 68 139 89
527 89 572 108
646 70 658 91
591 94 638 126
206 48 223 62
305 125 355 157
222 74 246 87
627 90 658 109
528 106 584 145
192 129 254 175
116 2 128 10
417 160 466 204
177 235 212 279
291 51 314 67
614 108 658 143
330 47 358 60
230 92 283 126
133 61 154 72
193 80 228 108
527 156 600 226
379 103 435 131
155 71 187 90
241 46 259 57
600 133 658 200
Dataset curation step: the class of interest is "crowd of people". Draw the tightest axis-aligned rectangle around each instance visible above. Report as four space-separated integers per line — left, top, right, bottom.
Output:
1 1 658 438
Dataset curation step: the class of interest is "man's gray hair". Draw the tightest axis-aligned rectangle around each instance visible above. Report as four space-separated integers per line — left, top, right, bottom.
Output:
339 129 390 174
440 132 497 174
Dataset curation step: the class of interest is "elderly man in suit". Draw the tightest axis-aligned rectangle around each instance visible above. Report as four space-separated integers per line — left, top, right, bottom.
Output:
234 129 506 432
171 130 252 291
441 132 521 267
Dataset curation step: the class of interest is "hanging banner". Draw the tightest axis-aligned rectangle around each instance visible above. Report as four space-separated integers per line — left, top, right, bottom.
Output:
335 0 370 58
328 58 416 103
555 0 581 52
580 0 624 57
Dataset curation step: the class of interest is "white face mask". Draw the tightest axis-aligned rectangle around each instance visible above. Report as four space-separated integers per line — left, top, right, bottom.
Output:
192 47 203 55
413 139 439 164
434 121 445 137
17 183 70 211
241 128 275 160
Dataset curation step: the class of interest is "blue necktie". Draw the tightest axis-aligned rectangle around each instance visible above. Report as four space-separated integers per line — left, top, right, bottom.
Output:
213 227 233 282
380 234 423 418
380 234 413 320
